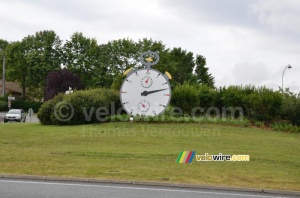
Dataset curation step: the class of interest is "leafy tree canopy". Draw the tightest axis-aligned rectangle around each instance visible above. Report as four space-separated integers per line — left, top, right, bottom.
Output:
2 31 215 99
44 68 84 101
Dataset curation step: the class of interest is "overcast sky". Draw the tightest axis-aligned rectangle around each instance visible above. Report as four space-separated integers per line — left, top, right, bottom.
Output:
1 0 300 92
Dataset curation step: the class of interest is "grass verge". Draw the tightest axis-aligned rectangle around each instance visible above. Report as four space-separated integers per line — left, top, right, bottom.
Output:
0 122 299 191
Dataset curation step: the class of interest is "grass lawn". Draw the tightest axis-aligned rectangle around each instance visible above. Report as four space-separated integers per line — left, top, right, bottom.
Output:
0 122 299 191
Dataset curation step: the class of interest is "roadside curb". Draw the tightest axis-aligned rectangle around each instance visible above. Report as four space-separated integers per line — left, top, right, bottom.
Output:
1 174 299 196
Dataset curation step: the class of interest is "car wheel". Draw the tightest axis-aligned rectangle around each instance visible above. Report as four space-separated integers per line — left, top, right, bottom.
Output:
4 120 8 123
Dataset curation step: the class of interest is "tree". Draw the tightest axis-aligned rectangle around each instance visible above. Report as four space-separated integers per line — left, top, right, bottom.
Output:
102 38 168 88
103 38 140 75
194 55 215 88
5 31 62 100
137 38 169 74
62 32 108 88
25 30 62 99
5 41 29 100
165 47 195 85
102 39 215 88
0 39 8 54
44 68 84 101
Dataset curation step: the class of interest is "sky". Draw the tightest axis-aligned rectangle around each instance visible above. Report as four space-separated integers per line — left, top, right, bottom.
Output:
1 0 300 92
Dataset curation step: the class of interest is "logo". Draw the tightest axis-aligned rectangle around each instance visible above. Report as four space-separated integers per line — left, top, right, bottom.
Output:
195 153 250 161
176 151 250 163
176 151 196 164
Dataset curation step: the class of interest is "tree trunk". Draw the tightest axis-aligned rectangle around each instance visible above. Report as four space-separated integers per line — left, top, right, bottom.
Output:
22 84 26 100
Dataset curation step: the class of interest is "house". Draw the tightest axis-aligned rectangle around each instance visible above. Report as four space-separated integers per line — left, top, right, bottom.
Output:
0 80 23 99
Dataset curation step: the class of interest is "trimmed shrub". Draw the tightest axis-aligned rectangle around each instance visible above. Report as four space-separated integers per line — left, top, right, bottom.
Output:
10 100 43 113
220 86 245 107
38 94 64 125
281 93 300 126
215 85 256 118
244 87 283 122
171 83 200 115
38 88 121 125
0 100 8 111
198 85 217 111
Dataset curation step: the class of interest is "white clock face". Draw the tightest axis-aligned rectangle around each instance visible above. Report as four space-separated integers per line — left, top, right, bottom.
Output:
120 68 171 116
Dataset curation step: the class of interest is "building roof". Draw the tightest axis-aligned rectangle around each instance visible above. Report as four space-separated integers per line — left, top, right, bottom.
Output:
0 80 23 94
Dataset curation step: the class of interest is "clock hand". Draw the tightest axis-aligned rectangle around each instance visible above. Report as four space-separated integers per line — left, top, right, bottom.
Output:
145 78 149 83
141 88 168 96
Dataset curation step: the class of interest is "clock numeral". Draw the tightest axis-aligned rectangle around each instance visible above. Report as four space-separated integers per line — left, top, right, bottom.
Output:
153 111 157 115
146 70 150 74
164 94 170 96
121 91 127 93
123 102 129 105
160 104 166 107
135 71 139 76
162 82 168 85
157 73 161 78
126 79 132 83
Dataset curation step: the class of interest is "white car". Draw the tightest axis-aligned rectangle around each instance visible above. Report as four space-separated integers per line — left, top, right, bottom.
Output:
4 109 26 123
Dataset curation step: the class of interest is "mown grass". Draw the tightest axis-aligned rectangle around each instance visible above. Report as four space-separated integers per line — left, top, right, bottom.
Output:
0 122 299 191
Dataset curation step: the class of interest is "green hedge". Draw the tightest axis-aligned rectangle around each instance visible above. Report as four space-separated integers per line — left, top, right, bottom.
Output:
281 93 300 126
171 84 287 123
9 100 43 113
0 100 8 111
38 88 121 125
171 83 200 115
38 94 64 125
0 98 42 112
244 89 283 122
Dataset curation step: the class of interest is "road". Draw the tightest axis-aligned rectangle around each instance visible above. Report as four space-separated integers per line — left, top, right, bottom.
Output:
0 112 39 123
0 178 298 198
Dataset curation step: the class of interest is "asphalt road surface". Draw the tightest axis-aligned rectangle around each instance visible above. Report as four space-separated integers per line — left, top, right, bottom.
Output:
0 179 298 198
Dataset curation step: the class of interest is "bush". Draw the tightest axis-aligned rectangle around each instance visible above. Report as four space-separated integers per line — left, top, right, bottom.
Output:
219 86 246 107
254 121 264 128
38 94 64 125
111 74 126 90
198 85 217 111
215 85 256 118
171 83 200 115
244 87 283 122
10 100 43 113
38 88 121 125
0 100 8 111
281 93 300 126
271 122 300 133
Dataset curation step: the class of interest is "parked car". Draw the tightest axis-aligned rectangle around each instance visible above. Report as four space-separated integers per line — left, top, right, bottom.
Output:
4 109 26 123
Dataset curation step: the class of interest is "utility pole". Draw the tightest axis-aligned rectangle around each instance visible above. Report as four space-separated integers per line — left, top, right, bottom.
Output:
2 56 5 96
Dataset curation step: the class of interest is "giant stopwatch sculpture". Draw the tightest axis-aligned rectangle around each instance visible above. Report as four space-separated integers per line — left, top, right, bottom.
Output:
120 51 172 116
